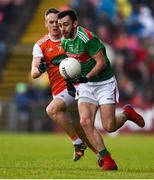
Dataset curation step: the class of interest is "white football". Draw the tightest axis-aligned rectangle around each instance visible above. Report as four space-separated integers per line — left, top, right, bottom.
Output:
59 57 81 79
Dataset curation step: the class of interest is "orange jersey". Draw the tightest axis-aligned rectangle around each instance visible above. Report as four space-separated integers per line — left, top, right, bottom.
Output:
33 34 67 95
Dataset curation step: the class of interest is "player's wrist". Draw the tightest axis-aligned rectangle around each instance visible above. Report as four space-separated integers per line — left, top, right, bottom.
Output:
38 68 44 74
86 74 92 80
38 61 48 74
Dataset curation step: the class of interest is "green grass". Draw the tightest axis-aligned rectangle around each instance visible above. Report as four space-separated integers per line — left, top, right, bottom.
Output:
0 133 154 179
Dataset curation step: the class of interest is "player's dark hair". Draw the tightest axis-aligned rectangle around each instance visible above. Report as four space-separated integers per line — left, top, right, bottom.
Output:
45 8 59 18
58 9 77 22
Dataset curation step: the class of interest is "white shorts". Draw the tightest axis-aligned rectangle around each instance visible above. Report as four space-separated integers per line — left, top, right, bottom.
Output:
77 76 119 105
53 88 76 107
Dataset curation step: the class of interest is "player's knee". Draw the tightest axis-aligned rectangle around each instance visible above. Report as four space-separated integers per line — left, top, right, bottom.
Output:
103 121 116 133
46 105 51 117
46 104 58 120
80 117 92 129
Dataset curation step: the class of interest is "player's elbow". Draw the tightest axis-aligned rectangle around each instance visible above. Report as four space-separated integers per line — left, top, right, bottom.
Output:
31 70 40 79
31 74 37 79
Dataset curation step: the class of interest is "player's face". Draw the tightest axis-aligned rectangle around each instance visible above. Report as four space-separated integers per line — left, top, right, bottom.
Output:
45 13 61 36
58 15 77 39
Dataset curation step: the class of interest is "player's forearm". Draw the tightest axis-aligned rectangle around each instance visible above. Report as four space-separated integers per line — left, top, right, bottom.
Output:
86 61 106 80
87 50 107 80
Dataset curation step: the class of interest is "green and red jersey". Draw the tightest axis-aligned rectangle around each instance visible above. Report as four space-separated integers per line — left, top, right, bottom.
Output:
61 26 113 82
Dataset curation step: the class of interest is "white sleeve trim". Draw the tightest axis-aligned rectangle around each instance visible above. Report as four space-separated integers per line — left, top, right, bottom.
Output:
32 43 44 58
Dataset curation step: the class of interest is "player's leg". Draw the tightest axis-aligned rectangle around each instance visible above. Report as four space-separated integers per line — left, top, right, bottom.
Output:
67 104 96 161
100 104 126 132
78 100 117 170
46 89 94 161
77 83 104 152
78 101 105 152
46 97 87 161
100 103 145 133
77 82 117 170
99 77 145 132
46 98 78 137
69 107 97 154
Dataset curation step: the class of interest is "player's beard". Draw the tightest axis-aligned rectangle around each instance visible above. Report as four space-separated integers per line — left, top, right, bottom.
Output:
68 29 74 38
67 25 75 39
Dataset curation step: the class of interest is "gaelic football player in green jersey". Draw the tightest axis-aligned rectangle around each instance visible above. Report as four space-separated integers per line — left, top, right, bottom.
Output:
58 10 145 171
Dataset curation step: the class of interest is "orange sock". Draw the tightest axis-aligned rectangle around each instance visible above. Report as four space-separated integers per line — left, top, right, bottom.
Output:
93 148 98 154
69 134 78 141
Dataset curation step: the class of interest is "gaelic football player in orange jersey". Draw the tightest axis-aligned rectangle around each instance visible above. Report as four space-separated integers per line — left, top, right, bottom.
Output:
31 8 95 161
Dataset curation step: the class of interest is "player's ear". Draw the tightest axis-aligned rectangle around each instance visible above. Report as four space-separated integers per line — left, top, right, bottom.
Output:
73 20 78 28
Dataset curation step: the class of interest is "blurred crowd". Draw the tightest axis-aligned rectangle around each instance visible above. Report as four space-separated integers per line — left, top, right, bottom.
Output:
0 0 26 71
1 0 153 109
13 81 52 132
59 0 154 109
0 0 25 41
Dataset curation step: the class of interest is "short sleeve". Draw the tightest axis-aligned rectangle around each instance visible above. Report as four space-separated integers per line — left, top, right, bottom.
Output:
86 37 102 56
32 43 44 58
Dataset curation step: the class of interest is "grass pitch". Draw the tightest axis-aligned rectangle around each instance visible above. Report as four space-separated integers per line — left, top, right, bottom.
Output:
0 133 154 179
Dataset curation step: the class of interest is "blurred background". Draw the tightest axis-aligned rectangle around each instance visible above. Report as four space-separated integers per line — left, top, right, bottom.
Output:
0 0 153 134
